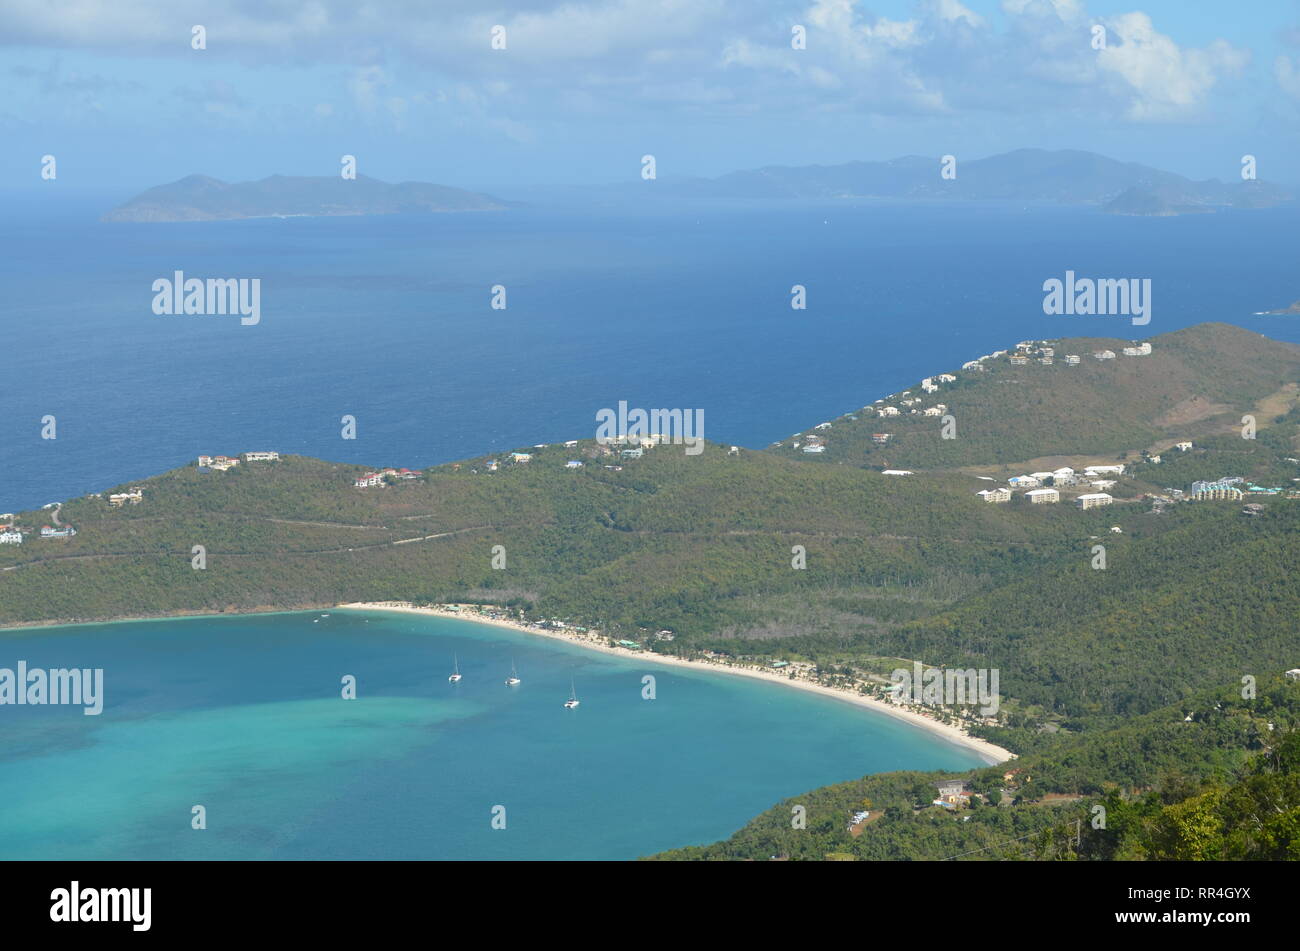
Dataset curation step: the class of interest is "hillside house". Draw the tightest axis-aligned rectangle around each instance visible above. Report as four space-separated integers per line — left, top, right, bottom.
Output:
1064 354 1081 365
1176 441 1193 451
1008 475 1040 488
881 469 914 476
1093 350 1116 360
40 525 76 538
977 487 1012 503
871 433 892 445
108 488 144 506
0 530 22 545
242 451 280 462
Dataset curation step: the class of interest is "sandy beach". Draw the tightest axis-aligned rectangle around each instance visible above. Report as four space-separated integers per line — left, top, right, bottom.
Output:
336 600 1015 766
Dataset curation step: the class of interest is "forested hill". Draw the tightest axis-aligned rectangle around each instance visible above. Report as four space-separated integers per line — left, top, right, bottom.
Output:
771 322 1300 470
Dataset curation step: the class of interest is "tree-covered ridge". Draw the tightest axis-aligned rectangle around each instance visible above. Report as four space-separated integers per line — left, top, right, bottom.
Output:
773 322 1300 470
650 678 1300 861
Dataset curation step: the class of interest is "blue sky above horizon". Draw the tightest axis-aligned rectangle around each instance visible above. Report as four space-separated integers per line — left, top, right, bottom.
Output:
3 0 1299 195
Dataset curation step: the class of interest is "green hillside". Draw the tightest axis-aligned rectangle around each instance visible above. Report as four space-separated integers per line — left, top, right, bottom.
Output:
3 321 1298 860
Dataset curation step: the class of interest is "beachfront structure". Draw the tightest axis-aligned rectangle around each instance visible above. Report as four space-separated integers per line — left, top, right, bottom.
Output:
108 488 144 506
0 530 22 545
1076 493 1113 510
881 469 914 476
1026 488 1060 504
977 488 1012 503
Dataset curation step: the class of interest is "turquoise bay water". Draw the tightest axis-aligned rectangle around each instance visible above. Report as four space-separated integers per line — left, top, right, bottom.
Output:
0 610 985 859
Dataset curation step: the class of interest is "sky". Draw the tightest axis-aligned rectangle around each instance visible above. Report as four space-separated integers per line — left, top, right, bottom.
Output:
2 0 1299 195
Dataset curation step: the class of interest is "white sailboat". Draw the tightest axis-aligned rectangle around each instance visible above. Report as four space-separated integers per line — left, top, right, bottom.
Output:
505 658 521 686
448 653 462 683
564 678 580 709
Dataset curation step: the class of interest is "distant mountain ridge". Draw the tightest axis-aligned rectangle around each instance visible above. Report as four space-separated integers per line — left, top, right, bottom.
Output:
660 148 1293 213
102 173 509 222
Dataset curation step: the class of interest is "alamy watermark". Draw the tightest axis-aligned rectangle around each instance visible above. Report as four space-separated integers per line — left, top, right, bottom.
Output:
890 661 999 715
595 400 704 455
0 662 103 715
152 271 261 325
1043 270 1150 326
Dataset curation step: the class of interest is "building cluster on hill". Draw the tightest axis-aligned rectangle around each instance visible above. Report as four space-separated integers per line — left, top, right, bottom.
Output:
977 463 1130 511
197 451 280 472
354 467 422 488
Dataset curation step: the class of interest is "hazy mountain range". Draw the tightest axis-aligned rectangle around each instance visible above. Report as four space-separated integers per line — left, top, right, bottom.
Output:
104 150 1294 222
662 148 1292 214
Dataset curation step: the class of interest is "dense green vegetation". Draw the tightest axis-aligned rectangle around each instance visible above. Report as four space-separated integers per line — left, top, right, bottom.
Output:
2 321 1297 860
652 678 1300 860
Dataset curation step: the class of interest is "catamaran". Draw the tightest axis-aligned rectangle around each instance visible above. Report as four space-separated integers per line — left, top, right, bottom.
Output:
564 678 580 709
448 653 462 683
505 659 521 686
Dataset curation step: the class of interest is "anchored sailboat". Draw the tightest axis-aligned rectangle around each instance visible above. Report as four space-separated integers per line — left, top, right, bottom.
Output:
448 653 462 683
564 678 580 709
505 658 521 686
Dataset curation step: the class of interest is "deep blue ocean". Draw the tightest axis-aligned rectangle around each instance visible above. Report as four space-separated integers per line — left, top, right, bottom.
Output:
2 194 1298 513
0 610 983 859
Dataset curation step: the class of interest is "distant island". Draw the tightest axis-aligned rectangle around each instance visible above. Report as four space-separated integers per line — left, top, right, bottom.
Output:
657 148 1293 215
102 173 509 223
1261 300 1300 315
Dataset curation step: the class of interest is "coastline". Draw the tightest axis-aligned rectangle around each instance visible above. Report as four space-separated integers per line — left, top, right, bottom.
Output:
337 600 1016 766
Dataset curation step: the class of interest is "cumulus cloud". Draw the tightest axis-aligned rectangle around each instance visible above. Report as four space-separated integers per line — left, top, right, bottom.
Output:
0 0 1255 125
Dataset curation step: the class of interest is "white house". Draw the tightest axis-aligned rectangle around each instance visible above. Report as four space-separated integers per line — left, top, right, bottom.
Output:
565 460 584 468
0 530 22 545
1093 350 1116 360
1090 479 1118 490
1026 488 1060 504
242 451 280 462
1176 441 1193 452
923 407 942 417
977 487 1011 503
1008 475 1040 488
1064 354 1081 365
1076 493 1113 510
881 469 914 476
1122 342 1152 356
1085 464 1126 476
938 374 956 383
